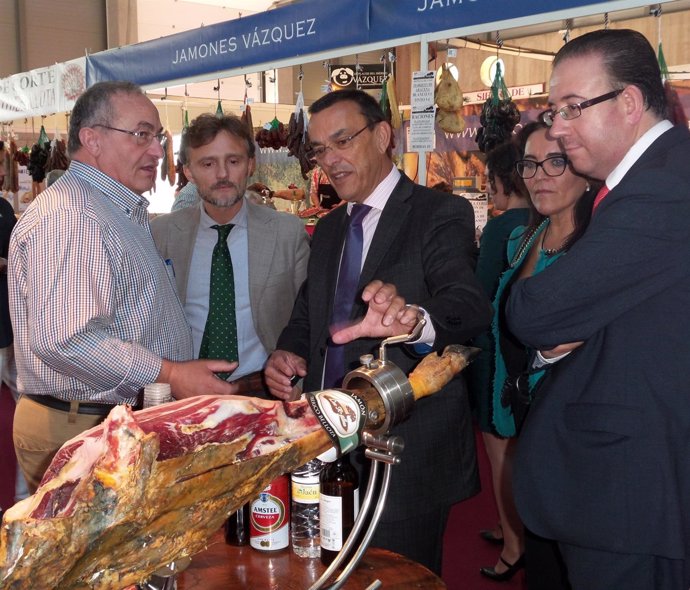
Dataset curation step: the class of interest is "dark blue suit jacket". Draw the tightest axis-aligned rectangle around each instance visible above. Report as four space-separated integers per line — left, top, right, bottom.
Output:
277 173 492 523
507 124 690 559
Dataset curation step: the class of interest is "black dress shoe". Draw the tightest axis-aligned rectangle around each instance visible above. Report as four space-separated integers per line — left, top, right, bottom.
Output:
479 529 504 545
479 555 525 582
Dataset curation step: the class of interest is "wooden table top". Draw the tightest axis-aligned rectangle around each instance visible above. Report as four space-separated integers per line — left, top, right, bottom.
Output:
176 533 446 590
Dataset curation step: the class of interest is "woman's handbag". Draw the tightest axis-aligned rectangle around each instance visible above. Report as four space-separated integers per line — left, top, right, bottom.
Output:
499 371 531 435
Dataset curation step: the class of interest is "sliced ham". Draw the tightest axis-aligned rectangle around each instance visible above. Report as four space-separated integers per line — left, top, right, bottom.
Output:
1 395 328 590
0 346 477 589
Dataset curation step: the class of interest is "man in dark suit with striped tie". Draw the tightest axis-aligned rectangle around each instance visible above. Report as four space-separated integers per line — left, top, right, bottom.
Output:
265 89 491 575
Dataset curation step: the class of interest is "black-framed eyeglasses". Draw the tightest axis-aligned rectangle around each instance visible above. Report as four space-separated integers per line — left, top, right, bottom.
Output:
307 124 372 163
516 155 569 179
540 89 624 127
93 124 167 147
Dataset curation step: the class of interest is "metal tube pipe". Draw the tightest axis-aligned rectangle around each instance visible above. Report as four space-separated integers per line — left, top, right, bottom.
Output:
308 458 383 590
328 461 394 590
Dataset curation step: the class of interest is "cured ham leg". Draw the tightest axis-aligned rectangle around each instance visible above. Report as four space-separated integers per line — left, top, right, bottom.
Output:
1 396 327 590
0 346 477 589
408 344 479 399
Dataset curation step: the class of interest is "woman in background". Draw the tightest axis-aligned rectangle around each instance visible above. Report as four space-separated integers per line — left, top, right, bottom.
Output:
468 139 530 580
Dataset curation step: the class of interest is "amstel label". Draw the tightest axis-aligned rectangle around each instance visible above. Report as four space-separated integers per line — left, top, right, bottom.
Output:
249 476 289 550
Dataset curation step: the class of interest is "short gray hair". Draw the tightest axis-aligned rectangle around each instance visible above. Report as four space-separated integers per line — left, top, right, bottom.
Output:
67 81 145 156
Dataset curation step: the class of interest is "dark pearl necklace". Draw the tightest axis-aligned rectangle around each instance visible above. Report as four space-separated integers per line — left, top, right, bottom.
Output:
509 219 548 267
540 220 566 256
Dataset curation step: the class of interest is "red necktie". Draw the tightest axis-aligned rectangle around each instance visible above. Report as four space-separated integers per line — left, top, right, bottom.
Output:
592 185 610 212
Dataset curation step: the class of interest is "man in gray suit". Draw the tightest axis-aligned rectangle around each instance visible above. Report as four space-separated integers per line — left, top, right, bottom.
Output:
151 114 309 393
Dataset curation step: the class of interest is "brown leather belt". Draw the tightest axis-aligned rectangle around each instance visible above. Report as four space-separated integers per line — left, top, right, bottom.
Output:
24 394 116 416
24 372 266 416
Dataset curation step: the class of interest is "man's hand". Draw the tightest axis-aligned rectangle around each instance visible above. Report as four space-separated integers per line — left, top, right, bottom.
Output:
265 350 307 400
159 359 239 399
330 280 420 345
0 257 7 274
540 341 584 359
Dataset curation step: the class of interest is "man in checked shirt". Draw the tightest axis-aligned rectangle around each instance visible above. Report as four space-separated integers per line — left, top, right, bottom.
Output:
8 81 238 493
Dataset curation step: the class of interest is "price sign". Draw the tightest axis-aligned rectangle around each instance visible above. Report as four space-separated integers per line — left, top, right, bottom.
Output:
410 71 436 152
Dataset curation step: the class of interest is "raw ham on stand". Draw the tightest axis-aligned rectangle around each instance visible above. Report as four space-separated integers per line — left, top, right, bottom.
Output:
1 396 328 590
0 346 476 589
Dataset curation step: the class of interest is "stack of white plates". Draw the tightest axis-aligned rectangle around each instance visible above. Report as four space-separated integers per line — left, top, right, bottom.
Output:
143 383 172 408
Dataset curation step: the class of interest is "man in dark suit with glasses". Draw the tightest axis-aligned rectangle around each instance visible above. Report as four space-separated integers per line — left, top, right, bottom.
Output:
266 89 491 574
507 29 690 589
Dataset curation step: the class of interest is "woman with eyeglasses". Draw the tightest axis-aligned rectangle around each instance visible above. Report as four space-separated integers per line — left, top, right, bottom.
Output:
478 120 598 586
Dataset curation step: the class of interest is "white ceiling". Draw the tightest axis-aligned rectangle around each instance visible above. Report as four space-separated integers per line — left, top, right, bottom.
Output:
181 0 280 12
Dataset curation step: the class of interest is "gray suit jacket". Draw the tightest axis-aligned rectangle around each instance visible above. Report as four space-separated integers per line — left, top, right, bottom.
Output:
150 198 309 352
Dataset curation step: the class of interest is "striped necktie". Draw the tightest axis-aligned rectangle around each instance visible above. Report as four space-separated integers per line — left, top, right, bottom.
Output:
323 204 371 389
198 223 237 380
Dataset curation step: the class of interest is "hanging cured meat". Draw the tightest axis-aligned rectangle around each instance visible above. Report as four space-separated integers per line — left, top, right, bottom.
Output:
160 131 176 187
27 142 50 183
3 141 21 193
435 65 463 111
284 90 314 180
255 118 288 150
1 144 12 193
175 160 189 191
387 74 402 130
13 145 29 168
240 102 253 137
46 139 70 172
435 64 465 133
476 63 520 153
286 108 314 179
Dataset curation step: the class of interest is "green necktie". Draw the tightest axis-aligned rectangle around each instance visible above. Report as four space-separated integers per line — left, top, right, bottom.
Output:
199 223 238 380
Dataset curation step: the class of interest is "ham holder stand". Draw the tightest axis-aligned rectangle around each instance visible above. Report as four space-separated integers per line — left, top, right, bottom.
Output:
309 318 426 590
144 319 429 590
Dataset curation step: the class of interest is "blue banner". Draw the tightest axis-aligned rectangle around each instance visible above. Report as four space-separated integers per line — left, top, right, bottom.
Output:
369 0 611 40
87 0 620 88
87 0 370 86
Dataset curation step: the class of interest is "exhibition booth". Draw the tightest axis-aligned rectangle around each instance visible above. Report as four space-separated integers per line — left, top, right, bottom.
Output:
1 0 688 216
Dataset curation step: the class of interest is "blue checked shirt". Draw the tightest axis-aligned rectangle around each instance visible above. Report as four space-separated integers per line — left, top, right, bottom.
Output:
8 161 193 405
